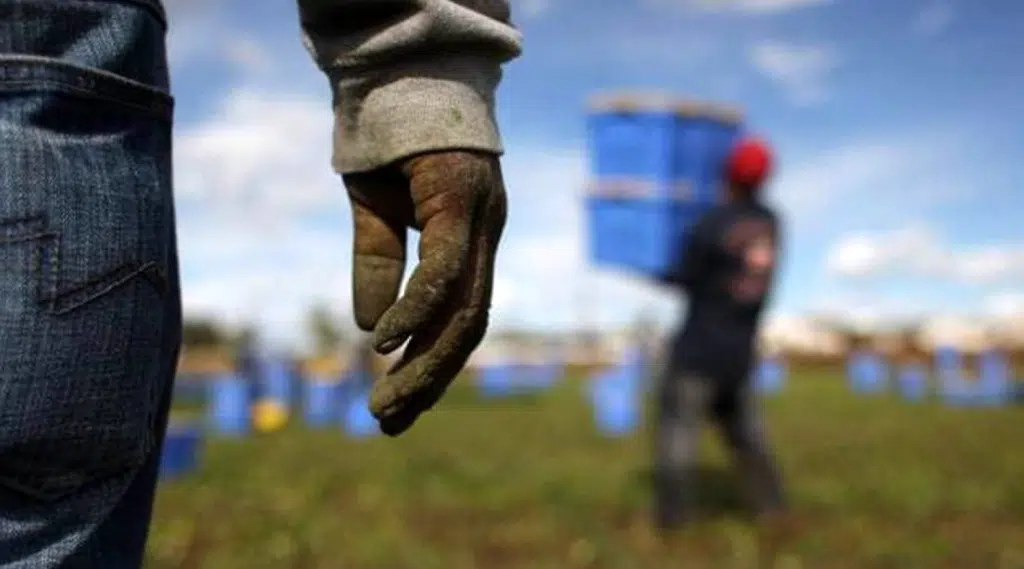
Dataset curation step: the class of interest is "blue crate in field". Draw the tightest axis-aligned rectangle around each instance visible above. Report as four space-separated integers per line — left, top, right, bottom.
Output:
259 356 298 408
587 367 642 437
847 350 888 394
207 374 251 436
896 364 929 401
977 349 1011 406
755 357 786 394
303 377 341 427
934 346 962 380
477 364 516 397
584 94 744 276
341 386 378 438
160 423 203 480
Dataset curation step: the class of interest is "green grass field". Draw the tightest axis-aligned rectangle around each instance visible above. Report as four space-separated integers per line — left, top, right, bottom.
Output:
146 372 1024 569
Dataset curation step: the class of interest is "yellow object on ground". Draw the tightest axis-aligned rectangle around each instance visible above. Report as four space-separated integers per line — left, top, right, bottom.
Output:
252 399 289 433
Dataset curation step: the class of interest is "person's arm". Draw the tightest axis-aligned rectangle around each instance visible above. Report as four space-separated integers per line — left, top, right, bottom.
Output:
295 0 523 174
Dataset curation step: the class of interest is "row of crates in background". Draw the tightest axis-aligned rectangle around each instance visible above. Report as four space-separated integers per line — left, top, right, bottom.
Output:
585 347 1023 438
585 94 744 277
846 348 1019 406
203 363 567 437
161 349 1023 479
160 359 566 480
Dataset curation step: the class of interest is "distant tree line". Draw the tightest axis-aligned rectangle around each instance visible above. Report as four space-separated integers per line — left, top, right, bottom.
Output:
180 302 347 357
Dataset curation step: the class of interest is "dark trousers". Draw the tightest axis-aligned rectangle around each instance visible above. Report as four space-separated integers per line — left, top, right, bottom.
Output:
652 366 786 527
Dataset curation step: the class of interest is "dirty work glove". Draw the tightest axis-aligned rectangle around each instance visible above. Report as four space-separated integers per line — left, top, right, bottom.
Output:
343 150 508 436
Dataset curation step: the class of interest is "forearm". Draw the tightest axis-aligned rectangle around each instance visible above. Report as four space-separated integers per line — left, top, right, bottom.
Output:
296 0 523 173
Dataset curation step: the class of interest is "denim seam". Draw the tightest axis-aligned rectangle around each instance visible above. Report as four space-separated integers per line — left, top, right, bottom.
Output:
0 55 173 119
47 261 167 315
0 213 169 316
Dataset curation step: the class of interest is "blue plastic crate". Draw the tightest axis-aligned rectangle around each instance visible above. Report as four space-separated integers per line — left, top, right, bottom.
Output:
341 387 379 438
977 350 1010 406
260 356 298 409
207 374 251 436
584 95 743 276
755 357 786 394
587 110 676 187
160 423 203 480
896 364 929 402
303 378 341 427
586 97 743 199
586 198 708 275
847 350 889 394
934 346 962 377
587 367 642 437
477 364 515 398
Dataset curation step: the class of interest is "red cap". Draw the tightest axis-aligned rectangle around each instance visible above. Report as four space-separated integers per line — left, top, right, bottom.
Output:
726 136 773 188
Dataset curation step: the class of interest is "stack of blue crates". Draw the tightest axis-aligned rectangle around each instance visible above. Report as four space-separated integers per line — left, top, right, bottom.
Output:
585 93 744 276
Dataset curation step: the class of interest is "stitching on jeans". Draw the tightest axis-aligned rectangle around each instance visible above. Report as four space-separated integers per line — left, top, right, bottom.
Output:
0 56 174 119
0 80 172 119
46 260 167 315
0 55 172 97
0 213 168 315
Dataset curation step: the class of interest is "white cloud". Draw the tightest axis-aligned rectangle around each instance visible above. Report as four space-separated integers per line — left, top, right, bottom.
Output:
645 0 832 15
984 291 1024 318
749 40 838 104
173 87 351 349
772 141 909 216
767 129 966 233
825 226 1024 284
165 2 278 77
174 90 339 224
826 225 941 277
180 229 353 349
913 2 954 36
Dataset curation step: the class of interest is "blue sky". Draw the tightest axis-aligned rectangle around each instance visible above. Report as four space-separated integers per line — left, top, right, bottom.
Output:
165 0 1023 347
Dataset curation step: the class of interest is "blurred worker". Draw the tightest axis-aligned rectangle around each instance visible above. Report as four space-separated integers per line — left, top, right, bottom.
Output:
0 1 520 567
653 137 788 529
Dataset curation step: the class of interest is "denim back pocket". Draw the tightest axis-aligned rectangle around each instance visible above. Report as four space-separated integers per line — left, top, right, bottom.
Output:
0 55 176 502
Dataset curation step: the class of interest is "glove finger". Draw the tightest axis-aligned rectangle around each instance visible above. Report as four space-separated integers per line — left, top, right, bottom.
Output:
371 177 508 434
371 154 489 353
345 175 409 332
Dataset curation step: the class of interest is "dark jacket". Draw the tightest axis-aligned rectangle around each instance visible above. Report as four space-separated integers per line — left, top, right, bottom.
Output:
663 200 782 383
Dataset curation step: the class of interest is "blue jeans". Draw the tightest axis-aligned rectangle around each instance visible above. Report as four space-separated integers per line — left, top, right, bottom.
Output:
0 0 180 566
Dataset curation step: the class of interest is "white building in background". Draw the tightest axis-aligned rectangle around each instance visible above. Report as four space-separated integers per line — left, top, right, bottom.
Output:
760 315 847 356
986 317 1024 350
916 316 992 353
